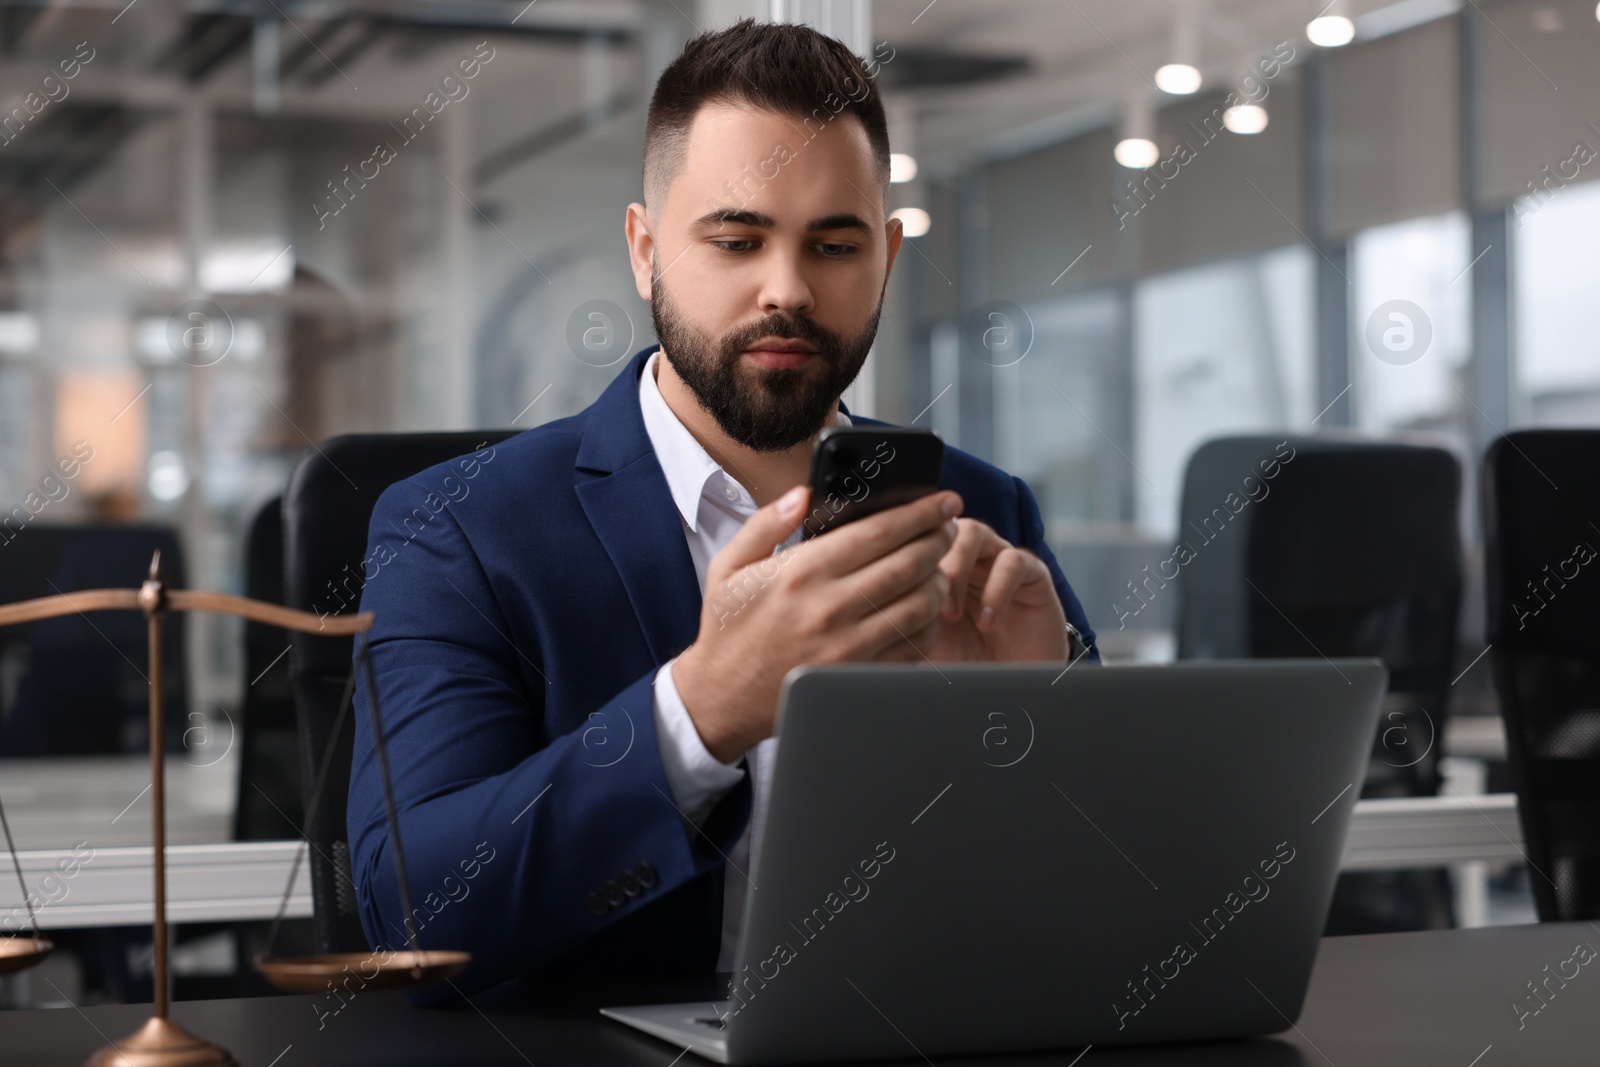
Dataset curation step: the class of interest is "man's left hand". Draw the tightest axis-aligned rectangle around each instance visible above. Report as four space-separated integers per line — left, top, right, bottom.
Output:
927 517 1070 663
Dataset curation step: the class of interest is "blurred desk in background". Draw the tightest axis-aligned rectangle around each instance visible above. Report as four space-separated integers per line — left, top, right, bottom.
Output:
1340 794 1520 870
0 753 312 930
0 796 1519 930
0 755 237 849
0 841 311 928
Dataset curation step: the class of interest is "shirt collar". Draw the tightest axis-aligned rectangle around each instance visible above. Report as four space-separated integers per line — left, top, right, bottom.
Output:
639 350 722 532
637 348 851 532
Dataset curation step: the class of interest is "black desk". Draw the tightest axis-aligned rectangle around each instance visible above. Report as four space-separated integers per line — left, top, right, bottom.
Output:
5 922 1596 1065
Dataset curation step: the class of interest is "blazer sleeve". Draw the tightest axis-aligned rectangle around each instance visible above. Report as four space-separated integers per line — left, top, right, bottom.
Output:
1012 475 1100 663
346 479 750 1003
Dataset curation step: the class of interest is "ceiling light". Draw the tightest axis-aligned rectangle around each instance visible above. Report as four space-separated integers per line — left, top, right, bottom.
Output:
1155 64 1202 95
1158 0 1203 95
1115 90 1159 169
1223 104 1269 134
200 241 295 292
891 207 931 237
1306 15 1355 47
889 153 918 183
1114 138 1160 169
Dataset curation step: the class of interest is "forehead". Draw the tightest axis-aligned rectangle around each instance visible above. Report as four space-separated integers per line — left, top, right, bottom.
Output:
664 101 882 223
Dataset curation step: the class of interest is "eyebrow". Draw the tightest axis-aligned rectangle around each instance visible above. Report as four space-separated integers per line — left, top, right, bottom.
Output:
694 208 776 229
692 208 874 234
805 213 873 233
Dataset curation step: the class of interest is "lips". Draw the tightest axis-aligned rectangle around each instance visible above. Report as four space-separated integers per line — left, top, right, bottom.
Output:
744 336 817 369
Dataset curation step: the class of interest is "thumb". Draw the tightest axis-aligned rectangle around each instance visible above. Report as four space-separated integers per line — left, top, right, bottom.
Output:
713 484 810 577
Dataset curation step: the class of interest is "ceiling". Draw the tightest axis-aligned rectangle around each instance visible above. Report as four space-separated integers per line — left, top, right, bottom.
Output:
870 0 1462 166
0 0 1472 198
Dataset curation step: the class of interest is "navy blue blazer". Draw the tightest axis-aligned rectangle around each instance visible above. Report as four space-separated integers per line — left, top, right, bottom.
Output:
348 345 1097 1002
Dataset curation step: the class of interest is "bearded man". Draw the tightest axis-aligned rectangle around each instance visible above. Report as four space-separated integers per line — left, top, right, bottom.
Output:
348 18 1096 1002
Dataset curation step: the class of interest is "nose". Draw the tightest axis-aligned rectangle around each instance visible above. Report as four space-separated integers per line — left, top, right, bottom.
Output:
755 246 815 319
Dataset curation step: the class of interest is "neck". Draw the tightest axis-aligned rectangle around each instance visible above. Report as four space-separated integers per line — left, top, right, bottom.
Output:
653 348 835 508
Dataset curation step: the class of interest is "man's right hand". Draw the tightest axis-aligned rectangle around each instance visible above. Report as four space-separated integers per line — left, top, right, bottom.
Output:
670 485 962 764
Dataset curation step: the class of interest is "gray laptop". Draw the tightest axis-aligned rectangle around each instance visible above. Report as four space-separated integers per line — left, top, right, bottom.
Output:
602 659 1386 1064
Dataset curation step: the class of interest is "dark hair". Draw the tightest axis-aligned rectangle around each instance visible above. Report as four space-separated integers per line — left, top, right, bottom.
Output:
643 19 890 211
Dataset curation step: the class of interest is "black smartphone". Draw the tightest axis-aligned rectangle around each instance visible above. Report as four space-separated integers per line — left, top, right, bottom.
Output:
800 426 945 539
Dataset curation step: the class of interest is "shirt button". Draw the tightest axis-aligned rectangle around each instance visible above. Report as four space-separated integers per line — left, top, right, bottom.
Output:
722 483 739 502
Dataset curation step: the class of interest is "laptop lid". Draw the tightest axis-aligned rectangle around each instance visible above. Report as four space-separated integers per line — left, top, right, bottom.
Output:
713 659 1385 1064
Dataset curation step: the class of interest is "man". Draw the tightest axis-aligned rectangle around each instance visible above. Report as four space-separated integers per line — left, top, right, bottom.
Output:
348 19 1096 1003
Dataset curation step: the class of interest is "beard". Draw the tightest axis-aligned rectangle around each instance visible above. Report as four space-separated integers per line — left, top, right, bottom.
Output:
650 264 881 453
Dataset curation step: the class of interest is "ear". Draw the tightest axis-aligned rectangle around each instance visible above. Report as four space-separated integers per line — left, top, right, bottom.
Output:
882 213 905 286
625 202 656 302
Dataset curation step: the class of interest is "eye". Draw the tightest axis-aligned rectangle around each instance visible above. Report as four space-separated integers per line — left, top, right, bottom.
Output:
814 242 856 258
712 239 758 254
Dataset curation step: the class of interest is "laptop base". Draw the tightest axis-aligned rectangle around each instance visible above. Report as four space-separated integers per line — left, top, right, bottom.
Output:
600 1002 733 1063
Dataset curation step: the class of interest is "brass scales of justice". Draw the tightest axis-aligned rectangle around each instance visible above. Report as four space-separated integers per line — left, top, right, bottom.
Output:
0 553 470 1066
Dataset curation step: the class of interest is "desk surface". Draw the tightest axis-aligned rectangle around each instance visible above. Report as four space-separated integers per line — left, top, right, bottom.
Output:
4 922 1595 1065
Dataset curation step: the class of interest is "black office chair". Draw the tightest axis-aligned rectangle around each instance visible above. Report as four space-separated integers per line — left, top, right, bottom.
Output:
0 524 190 1004
1484 429 1600 923
283 431 517 953
0 525 188 758
1175 436 1464 933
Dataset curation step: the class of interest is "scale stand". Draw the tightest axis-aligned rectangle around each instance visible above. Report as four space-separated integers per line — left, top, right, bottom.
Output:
0 553 470 1066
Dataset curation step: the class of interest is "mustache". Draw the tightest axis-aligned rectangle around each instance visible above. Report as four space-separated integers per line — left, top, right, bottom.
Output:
720 314 842 358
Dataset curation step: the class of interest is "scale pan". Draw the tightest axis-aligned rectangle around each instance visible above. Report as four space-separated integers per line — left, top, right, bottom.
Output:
253 949 470 993
0 936 53 975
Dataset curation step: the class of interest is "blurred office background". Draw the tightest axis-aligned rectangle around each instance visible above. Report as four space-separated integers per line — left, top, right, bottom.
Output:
0 0 1596 1005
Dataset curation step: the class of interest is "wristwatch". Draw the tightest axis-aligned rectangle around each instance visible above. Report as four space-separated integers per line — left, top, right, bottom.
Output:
1064 620 1090 663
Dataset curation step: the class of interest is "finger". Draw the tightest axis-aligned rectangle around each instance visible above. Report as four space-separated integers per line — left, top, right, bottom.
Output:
838 524 954 619
806 490 963 577
975 548 1031 631
939 519 990 621
710 484 809 580
852 572 946 659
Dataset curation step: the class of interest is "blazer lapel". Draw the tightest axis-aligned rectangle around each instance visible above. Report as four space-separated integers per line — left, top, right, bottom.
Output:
574 347 704 664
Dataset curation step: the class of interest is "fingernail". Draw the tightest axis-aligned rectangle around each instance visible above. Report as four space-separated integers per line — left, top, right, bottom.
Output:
979 606 995 629
941 494 960 518
778 485 807 518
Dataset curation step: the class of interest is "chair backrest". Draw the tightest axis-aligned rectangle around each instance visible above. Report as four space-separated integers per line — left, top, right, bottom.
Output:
282 431 517 953
235 496 301 842
1483 428 1600 922
1175 435 1463 796
0 524 188 757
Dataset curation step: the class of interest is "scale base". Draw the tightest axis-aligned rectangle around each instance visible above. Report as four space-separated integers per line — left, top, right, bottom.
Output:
253 949 470 993
0 935 53 975
86 1016 238 1067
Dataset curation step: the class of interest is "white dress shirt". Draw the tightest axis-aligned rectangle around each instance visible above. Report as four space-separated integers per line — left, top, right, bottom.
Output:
638 349 850 973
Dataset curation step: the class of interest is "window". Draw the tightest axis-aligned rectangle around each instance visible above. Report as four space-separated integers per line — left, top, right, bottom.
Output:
1349 211 1472 435
1514 178 1600 425
1133 245 1315 537
993 288 1126 530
